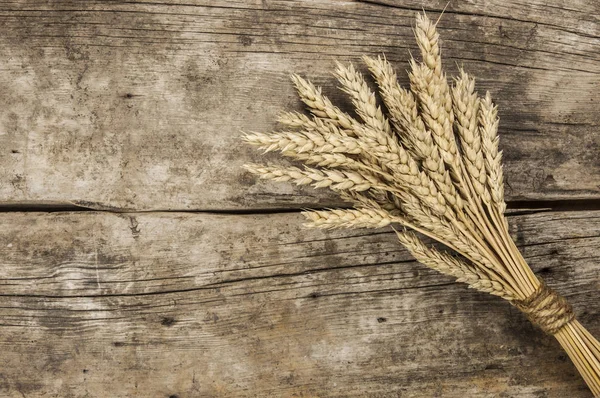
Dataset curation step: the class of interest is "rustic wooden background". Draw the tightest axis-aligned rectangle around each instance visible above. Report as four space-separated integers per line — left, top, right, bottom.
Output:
0 0 599 397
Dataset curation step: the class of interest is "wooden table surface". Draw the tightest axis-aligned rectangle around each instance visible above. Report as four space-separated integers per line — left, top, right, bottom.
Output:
0 1 599 397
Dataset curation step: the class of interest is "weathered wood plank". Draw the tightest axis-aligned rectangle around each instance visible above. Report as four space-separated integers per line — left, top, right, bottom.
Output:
0 0 599 210
0 210 598 397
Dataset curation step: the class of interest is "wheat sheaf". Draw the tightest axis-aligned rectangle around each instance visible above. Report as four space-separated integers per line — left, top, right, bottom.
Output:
243 12 600 396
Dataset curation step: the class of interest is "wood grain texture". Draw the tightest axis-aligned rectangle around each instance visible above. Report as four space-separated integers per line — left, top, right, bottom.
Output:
0 210 599 397
0 0 599 210
1 2 599 397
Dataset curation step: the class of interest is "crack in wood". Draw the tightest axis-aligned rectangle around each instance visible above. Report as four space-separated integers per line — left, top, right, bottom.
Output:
2 198 600 215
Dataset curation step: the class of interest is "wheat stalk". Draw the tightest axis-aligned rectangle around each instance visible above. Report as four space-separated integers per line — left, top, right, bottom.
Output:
243 12 600 396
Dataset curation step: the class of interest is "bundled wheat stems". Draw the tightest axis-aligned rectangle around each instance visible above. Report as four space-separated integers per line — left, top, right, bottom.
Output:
243 13 600 396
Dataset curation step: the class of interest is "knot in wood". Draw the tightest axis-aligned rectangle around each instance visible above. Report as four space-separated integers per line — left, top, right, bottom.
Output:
514 280 575 335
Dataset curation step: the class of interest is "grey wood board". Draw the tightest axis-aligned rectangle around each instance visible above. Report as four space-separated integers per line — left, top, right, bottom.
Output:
0 1 598 210
0 210 598 396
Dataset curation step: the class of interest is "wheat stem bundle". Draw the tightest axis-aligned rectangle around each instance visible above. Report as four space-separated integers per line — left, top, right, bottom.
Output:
243 12 600 396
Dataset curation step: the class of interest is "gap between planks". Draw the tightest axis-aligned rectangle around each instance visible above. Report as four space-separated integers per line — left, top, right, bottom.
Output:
2 199 600 215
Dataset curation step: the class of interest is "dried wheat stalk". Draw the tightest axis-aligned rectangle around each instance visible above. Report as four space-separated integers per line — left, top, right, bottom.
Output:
243 12 600 396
